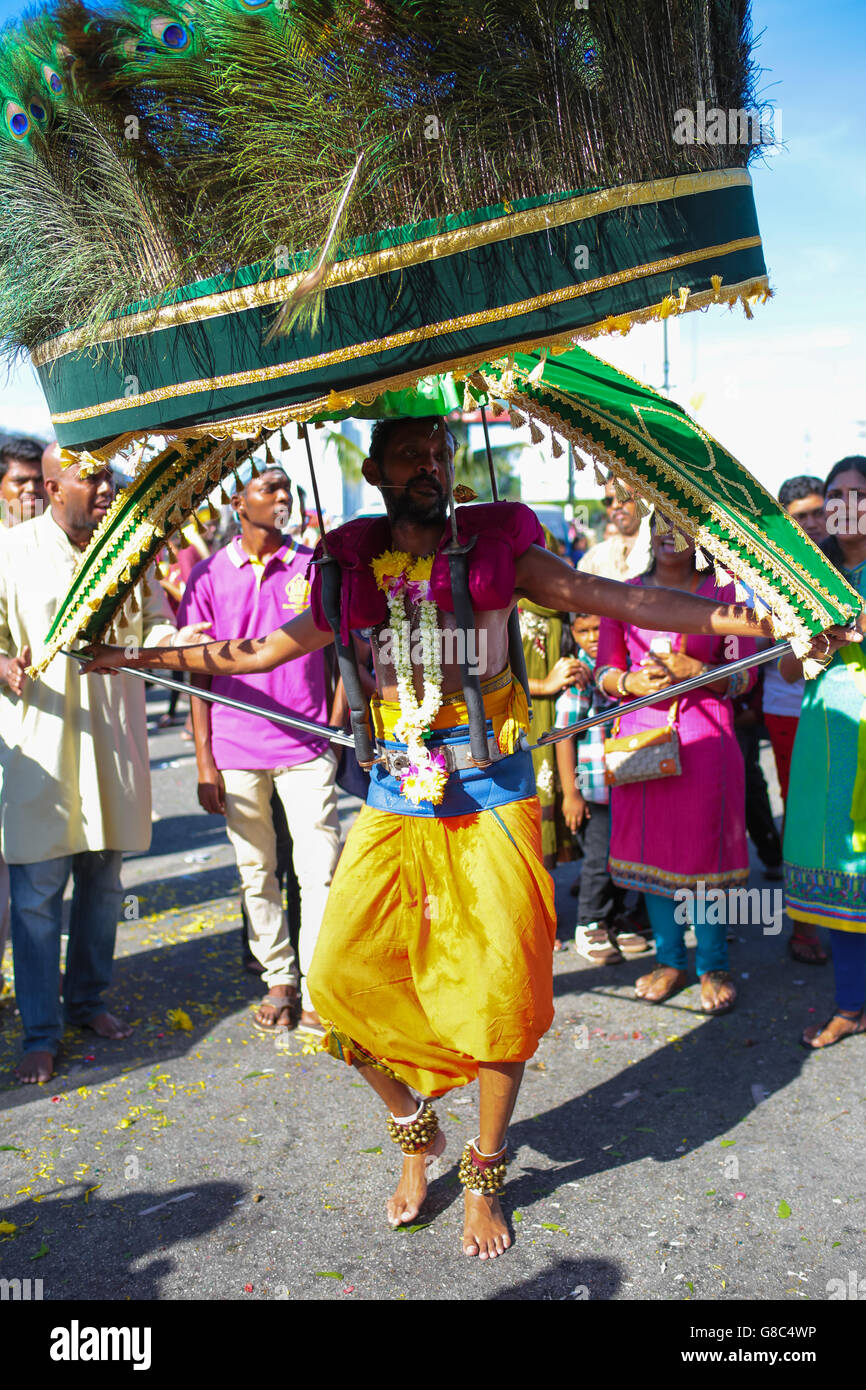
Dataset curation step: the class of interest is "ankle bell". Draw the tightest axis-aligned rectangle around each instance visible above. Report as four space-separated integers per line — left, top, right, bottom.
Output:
458 1137 508 1195
386 1099 439 1154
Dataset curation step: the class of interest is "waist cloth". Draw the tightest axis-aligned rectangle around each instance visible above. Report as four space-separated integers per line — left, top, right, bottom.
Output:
306 671 557 1096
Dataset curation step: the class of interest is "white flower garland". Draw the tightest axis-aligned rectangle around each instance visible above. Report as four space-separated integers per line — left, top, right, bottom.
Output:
373 551 448 806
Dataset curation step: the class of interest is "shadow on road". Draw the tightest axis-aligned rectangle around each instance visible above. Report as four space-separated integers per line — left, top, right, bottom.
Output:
0 1180 244 1299
510 968 827 1207
0 926 262 1108
488 1256 624 1300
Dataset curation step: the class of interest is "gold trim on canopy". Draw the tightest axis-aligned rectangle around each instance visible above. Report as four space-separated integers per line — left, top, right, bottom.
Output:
49 257 765 429
33 169 756 367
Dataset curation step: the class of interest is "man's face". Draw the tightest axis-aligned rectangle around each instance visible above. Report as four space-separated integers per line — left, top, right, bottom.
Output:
366 419 453 525
238 469 292 531
48 463 114 535
0 458 45 522
786 492 827 543
602 481 639 537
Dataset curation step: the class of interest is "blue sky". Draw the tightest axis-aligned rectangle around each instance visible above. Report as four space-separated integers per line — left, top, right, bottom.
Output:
0 0 863 496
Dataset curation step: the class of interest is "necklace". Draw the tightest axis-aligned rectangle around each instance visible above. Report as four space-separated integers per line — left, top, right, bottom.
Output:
372 550 447 806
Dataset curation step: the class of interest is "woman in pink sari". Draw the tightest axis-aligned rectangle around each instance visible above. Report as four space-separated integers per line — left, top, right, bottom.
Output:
595 521 755 1013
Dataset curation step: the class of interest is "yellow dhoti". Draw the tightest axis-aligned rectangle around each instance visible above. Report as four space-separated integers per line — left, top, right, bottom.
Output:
307 797 556 1097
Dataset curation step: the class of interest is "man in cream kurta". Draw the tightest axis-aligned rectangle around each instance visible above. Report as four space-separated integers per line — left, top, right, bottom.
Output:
0 447 190 1083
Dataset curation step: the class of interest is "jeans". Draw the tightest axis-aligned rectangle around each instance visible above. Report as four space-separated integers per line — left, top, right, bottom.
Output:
645 892 729 976
10 850 125 1054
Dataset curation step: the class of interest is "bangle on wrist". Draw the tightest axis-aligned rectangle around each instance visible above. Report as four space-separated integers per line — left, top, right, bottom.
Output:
616 670 630 699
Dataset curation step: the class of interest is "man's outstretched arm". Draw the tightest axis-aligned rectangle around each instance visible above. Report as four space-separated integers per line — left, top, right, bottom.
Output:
80 607 334 675
514 544 862 646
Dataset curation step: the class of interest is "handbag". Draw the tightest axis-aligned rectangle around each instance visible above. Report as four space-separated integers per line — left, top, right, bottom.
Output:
603 699 681 786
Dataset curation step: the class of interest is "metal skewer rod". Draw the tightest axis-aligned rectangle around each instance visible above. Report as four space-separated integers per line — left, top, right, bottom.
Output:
479 404 499 502
531 639 793 751
61 651 355 747
63 638 796 757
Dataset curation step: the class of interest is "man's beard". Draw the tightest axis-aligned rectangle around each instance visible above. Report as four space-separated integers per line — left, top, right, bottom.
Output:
387 478 448 526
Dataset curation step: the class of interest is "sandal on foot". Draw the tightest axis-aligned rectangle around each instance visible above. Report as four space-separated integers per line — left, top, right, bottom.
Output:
574 923 623 966
801 1010 866 1050
252 989 297 1034
635 966 688 1003
788 933 828 966
609 916 650 956
700 969 736 1015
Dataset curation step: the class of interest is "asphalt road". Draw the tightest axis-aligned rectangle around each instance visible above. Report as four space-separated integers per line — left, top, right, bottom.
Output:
0 692 864 1304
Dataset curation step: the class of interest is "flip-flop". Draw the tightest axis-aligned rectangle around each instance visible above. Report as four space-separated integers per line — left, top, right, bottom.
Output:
700 970 736 1015
801 1010 866 1050
251 992 296 1035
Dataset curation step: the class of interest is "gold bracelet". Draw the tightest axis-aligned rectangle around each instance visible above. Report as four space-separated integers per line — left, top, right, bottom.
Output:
615 670 630 699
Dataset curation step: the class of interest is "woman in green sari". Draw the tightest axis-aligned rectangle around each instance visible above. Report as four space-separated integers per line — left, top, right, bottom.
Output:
781 458 866 1048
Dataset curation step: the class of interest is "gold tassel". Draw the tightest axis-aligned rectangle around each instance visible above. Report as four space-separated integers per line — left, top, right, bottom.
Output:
634 497 652 518
593 463 607 488
508 408 526 430
264 440 275 466
279 430 289 453
714 561 732 586
741 296 754 320
551 435 564 460
220 484 232 506
672 529 689 551
613 478 630 503
128 587 140 616
653 510 670 533
694 546 710 570
658 295 677 319
529 419 544 445
711 274 723 300
678 286 691 312
734 580 750 602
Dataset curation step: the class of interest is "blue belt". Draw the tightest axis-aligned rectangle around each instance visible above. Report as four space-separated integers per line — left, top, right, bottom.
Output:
366 721 536 818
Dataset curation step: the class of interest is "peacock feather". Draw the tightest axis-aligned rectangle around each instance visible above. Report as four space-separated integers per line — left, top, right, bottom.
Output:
0 0 765 360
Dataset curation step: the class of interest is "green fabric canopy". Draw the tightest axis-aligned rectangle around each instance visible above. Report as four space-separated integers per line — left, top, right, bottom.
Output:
36 173 767 452
39 346 861 673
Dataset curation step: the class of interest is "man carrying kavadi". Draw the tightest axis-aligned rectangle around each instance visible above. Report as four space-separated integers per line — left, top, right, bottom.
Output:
82 417 860 1259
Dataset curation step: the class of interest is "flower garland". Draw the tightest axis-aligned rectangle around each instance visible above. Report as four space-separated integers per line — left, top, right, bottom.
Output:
371 549 448 806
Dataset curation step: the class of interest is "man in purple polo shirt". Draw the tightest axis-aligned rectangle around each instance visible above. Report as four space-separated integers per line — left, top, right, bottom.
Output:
178 467 342 1034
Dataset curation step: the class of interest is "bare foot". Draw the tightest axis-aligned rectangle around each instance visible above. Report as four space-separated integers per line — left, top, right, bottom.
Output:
83 1011 134 1040
700 970 736 1015
635 966 688 1002
387 1130 446 1228
16 1049 54 1084
463 1189 512 1259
